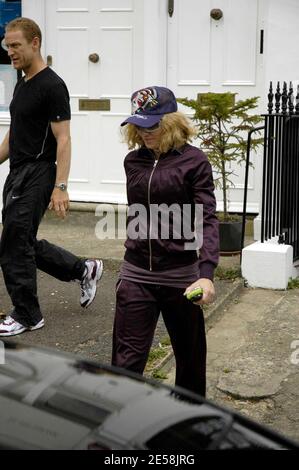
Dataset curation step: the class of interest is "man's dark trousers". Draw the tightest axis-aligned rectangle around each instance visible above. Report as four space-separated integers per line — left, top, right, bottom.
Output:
112 279 207 397
0 161 85 327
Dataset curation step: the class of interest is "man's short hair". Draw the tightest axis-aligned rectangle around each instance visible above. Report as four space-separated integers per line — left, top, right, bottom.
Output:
5 17 42 47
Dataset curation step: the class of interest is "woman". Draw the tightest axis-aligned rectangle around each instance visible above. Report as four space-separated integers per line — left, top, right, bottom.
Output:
112 86 219 396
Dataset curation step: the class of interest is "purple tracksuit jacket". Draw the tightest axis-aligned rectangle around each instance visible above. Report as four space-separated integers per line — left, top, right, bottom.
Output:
123 144 219 280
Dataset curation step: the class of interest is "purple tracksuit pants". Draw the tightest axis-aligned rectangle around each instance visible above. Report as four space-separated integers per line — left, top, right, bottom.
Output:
112 279 207 396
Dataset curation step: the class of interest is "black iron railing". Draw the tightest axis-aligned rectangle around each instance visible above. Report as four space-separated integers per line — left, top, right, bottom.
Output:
261 81 299 261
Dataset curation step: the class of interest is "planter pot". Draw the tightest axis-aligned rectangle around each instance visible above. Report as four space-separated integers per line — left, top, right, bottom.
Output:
219 220 242 254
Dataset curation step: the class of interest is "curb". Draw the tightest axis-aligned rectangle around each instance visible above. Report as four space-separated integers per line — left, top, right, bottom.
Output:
205 278 244 331
151 278 244 377
68 202 128 213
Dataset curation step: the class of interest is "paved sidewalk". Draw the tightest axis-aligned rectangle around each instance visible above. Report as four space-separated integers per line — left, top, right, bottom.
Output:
164 281 299 443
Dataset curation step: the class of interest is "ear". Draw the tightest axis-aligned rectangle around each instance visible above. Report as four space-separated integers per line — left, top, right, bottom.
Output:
32 36 41 50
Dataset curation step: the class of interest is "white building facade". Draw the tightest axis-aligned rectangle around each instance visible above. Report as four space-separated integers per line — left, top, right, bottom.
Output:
1 0 299 215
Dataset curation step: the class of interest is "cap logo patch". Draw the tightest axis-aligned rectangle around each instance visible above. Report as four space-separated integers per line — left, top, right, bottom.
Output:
132 88 158 114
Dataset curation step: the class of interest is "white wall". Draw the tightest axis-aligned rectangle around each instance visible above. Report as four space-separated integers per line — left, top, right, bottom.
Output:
251 0 299 232
263 0 299 103
240 0 299 222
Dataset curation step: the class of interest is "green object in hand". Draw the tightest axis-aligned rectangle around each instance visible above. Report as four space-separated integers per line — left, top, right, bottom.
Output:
185 287 203 302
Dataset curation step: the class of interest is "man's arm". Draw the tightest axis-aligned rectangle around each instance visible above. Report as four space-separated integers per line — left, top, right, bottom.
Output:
0 130 10 165
48 120 71 219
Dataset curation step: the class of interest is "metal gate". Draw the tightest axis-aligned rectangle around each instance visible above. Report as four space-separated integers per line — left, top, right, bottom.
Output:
261 82 299 261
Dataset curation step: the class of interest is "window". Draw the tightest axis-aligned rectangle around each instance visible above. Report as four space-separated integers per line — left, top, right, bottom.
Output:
0 0 21 111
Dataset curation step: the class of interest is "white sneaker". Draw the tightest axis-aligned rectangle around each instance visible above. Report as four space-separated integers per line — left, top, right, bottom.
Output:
29 319 45 331
80 259 103 308
0 316 44 337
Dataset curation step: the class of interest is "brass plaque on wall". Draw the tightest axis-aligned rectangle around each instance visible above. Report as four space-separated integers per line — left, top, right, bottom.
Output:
79 99 111 111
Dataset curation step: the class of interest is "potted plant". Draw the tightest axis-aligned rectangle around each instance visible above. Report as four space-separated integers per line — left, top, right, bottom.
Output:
178 92 263 253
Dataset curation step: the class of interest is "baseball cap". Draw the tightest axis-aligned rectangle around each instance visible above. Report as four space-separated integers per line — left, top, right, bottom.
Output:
121 86 178 128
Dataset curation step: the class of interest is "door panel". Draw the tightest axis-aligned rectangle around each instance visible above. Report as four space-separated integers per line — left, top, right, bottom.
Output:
168 0 262 213
222 0 258 85
45 0 142 203
99 28 133 96
56 28 90 97
168 0 260 96
171 0 212 88
57 0 90 10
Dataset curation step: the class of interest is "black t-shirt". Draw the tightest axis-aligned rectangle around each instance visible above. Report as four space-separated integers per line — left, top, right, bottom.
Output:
9 67 71 169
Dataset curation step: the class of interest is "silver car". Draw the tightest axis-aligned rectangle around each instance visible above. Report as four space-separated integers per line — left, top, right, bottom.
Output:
0 341 298 451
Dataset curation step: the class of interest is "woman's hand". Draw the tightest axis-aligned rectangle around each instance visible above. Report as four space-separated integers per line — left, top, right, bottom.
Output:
184 278 215 306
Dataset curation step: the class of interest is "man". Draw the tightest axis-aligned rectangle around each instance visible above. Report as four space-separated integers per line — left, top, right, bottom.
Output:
0 17 103 337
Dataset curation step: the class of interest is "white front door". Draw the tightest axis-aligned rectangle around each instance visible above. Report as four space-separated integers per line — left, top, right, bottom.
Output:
167 0 264 213
45 0 144 203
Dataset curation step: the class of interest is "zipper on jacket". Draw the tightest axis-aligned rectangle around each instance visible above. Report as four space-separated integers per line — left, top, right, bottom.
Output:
148 158 158 271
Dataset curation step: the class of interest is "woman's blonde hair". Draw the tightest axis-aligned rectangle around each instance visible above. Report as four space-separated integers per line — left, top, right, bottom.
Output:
122 111 197 154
